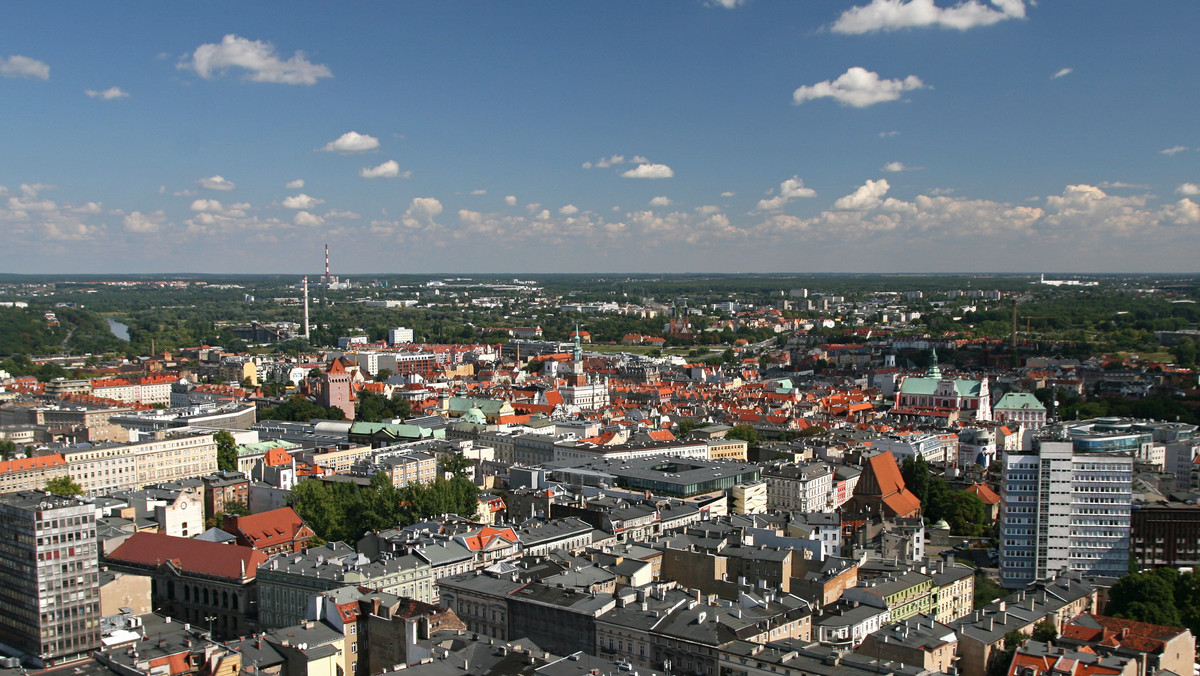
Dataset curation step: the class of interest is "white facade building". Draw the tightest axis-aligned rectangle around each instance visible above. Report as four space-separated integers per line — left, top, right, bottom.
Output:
999 426 1135 588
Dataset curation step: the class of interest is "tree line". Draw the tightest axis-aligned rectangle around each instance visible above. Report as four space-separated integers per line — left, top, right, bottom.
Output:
288 467 479 545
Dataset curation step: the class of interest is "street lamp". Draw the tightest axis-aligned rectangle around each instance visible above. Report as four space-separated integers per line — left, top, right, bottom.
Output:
205 615 217 639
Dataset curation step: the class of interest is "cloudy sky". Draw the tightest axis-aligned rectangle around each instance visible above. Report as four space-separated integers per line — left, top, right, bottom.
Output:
2 1 1199 275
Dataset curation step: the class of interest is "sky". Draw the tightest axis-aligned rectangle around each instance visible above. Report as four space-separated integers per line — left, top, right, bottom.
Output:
2 1 1199 275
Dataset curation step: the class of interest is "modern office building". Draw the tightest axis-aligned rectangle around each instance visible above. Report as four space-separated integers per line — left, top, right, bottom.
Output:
0 491 101 667
999 421 1136 588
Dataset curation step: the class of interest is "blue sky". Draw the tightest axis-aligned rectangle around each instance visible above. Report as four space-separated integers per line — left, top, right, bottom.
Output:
2 1 1198 275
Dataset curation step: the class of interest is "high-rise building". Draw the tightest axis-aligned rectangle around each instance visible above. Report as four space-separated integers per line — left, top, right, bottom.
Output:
0 491 100 667
999 422 1138 588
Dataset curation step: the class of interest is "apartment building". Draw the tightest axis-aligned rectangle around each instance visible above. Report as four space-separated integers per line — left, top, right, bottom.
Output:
54 430 217 496
0 492 100 667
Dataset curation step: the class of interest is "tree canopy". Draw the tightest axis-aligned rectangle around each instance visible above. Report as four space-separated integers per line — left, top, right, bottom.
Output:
901 455 989 536
45 475 84 497
1105 567 1197 631
289 472 479 544
214 430 238 472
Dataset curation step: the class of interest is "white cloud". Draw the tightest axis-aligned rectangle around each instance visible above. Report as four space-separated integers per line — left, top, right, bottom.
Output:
470 189 487 195
282 194 324 209
124 211 165 233
85 86 129 99
360 160 408 178
293 211 324 227
0 55 50 80
1160 146 1189 156
582 155 625 169
286 179 305 189
707 0 748 7
403 197 443 229
180 34 331 85
882 161 914 172
320 131 380 153
1098 181 1150 189
833 179 892 210
190 199 223 212
1051 68 1073 79
622 163 675 179
650 196 674 207
198 175 236 191
559 204 580 215
793 67 927 107
1177 183 1200 196
879 130 900 138
832 0 1026 34
325 209 361 220
721 191 736 198
505 195 517 206
755 177 817 211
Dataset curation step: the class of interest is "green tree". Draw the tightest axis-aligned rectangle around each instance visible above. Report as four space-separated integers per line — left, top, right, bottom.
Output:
215 430 239 471
1106 568 1182 628
1030 620 1057 643
726 425 759 446
901 456 931 506
974 572 1006 609
675 418 699 435
45 475 84 497
440 453 473 479
0 439 16 460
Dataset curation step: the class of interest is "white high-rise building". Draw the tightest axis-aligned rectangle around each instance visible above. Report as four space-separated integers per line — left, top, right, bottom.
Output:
388 327 414 345
999 423 1136 588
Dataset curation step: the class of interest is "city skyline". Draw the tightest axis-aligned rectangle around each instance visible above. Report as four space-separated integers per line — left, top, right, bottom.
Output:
2 1 1199 274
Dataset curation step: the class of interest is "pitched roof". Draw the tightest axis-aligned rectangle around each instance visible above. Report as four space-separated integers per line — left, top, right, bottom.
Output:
107 531 267 580
0 453 66 473
224 507 312 550
966 482 1001 505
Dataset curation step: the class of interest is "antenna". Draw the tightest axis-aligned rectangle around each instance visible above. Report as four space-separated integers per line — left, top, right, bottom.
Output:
303 276 311 343
324 243 330 284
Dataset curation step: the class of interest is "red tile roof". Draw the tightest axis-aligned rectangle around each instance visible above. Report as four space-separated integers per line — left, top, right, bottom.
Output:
966 482 1001 505
223 507 313 551
107 532 267 580
0 453 66 473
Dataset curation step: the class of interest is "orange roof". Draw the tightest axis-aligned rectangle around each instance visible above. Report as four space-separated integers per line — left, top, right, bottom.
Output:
647 430 676 441
1062 613 1187 655
0 453 66 473
459 526 517 551
264 447 294 466
223 507 312 550
966 482 1001 505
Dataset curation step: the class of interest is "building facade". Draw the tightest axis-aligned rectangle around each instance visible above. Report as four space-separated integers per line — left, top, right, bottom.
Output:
0 492 100 667
1000 425 1135 588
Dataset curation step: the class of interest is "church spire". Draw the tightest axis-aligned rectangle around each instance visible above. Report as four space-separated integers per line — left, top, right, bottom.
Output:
925 348 942 379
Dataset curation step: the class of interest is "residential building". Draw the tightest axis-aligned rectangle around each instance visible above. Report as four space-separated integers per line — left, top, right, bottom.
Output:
222 507 316 556
1059 613 1195 676
952 572 1097 676
0 491 100 667
763 462 834 512
256 542 436 628
857 614 957 673
0 454 69 493
52 430 217 496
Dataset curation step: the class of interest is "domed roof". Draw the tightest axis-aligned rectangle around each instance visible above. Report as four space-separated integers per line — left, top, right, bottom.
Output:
932 519 951 530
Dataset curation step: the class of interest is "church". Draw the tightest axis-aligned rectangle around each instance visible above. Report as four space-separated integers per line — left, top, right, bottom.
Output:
894 350 991 421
